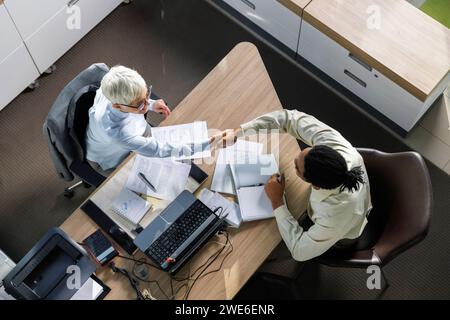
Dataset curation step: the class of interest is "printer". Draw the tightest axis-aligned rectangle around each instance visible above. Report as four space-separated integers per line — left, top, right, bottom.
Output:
2 228 97 300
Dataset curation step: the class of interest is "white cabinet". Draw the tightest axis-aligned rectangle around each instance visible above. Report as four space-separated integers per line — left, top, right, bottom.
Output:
0 0 122 112
0 4 39 111
5 0 122 73
298 20 444 132
3 0 68 41
222 0 301 52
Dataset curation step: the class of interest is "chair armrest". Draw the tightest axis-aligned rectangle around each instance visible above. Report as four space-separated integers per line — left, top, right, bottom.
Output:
314 249 381 268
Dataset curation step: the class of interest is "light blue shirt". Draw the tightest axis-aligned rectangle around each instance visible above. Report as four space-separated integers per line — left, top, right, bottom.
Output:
85 89 202 170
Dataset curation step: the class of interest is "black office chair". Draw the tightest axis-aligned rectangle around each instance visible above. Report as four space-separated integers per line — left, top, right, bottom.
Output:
253 148 432 299
43 63 110 198
313 148 433 298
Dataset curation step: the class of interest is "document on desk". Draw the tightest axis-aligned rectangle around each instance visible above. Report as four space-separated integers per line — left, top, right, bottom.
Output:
236 186 274 221
230 153 279 221
211 139 263 195
70 277 104 300
151 121 211 160
126 155 191 201
199 188 242 228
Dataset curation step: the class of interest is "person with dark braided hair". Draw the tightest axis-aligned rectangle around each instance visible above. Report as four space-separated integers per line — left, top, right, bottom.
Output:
221 110 372 261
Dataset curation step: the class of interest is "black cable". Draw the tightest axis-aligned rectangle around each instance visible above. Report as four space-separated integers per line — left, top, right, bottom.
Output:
198 232 233 280
165 236 226 299
116 254 161 270
131 262 170 300
108 262 145 300
184 231 232 300
184 246 225 300
189 241 225 279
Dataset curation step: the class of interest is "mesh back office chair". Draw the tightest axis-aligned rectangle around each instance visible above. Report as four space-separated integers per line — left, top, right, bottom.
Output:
256 148 432 299
43 63 109 198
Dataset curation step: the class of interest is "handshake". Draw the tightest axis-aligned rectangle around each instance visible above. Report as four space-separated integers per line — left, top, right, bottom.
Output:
206 127 286 210
208 128 242 148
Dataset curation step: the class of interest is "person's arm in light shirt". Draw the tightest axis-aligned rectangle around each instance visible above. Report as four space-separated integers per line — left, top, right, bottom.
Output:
112 127 210 158
240 109 357 160
273 202 357 261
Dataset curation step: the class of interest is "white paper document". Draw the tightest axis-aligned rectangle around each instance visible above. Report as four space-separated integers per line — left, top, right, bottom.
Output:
199 189 242 228
230 154 279 189
211 140 263 195
111 188 151 225
236 186 274 221
151 121 211 160
70 277 104 300
126 155 191 201
230 153 279 222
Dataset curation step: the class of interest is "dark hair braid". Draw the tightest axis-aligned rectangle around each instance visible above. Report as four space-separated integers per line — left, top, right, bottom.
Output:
304 145 365 192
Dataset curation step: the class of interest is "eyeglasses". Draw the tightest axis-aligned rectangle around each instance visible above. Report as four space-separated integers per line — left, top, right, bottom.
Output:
121 85 152 111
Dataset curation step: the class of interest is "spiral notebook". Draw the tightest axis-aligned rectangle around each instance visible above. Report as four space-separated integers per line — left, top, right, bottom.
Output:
111 188 151 225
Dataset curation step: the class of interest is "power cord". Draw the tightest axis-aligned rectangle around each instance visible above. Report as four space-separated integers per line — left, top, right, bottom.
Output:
131 259 170 300
115 255 171 299
116 254 161 270
108 262 146 300
185 231 232 299
180 230 233 300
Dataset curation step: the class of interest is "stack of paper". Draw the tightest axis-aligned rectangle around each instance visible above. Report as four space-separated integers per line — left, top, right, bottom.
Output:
126 155 191 201
211 139 263 195
151 121 211 160
199 189 242 228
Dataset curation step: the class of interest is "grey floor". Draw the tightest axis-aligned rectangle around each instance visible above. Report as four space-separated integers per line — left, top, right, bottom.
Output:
0 0 449 299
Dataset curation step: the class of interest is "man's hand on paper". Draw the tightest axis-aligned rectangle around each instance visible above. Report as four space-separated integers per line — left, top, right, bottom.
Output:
264 173 285 210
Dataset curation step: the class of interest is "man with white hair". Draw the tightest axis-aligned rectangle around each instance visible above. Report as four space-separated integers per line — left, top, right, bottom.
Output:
85 65 211 174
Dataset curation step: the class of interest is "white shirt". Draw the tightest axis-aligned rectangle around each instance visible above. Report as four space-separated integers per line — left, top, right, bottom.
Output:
241 110 372 261
85 89 201 170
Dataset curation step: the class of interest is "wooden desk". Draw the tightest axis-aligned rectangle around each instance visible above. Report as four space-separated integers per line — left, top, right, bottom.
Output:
60 42 310 300
277 0 311 16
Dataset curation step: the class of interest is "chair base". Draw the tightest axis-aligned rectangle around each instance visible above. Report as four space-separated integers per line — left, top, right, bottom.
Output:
63 181 92 198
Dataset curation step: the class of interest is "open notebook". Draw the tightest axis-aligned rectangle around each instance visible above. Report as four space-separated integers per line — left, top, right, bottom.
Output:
230 154 279 221
211 139 263 195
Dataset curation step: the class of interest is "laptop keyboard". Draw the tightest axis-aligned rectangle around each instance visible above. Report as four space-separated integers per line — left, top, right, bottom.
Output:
146 200 215 265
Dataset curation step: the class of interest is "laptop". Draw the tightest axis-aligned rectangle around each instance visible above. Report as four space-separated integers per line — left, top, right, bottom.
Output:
133 190 225 274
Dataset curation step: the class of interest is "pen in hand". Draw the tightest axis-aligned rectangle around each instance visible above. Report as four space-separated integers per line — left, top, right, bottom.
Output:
138 172 157 192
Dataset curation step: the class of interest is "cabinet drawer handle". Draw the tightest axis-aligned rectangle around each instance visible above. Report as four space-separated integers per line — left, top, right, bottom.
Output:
348 53 372 72
67 0 80 7
240 0 256 10
344 70 367 88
